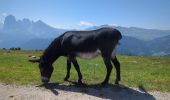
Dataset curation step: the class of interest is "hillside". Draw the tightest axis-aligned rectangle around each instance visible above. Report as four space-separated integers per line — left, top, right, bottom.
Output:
118 35 170 56
147 35 170 56
118 36 150 56
20 38 52 50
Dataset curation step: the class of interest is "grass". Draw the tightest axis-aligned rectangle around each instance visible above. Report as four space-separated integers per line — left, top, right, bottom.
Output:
0 50 170 92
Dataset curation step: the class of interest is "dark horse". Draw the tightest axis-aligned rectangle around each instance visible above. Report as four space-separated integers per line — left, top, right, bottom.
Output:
29 27 122 85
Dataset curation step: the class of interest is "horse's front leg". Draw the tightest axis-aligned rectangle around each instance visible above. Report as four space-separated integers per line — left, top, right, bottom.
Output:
111 56 121 84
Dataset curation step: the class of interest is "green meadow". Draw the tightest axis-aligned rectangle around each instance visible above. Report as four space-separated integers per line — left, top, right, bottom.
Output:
0 50 170 92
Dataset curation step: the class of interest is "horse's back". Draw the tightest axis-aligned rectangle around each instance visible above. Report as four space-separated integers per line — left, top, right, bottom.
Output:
60 27 121 53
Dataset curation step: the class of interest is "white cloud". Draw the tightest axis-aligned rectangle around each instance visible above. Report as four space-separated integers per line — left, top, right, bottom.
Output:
2 13 7 17
79 21 94 27
0 13 7 23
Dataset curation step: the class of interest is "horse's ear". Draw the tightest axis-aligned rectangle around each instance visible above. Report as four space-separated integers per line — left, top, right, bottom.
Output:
29 59 40 63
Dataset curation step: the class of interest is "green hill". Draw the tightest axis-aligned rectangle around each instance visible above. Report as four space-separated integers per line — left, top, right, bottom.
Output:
147 35 170 56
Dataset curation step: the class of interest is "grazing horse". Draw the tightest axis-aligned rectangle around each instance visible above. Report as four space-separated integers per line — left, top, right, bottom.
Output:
29 27 122 85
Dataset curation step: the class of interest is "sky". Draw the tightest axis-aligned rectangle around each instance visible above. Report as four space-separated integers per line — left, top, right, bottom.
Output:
0 0 170 30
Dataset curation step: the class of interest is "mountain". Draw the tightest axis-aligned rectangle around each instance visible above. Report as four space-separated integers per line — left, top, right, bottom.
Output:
0 22 3 30
87 25 170 56
117 26 170 41
31 20 66 38
2 15 66 38
117 36 150 56
0 15 170 57
147 35 170 56
0 15 66 48
0 15 36 48
19 35 170 57
3 15 18 31
86 25 170 41
20 38 52 50
117 35 170 56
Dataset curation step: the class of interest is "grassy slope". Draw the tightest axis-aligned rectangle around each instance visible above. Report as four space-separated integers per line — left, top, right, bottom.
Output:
0 50 170 92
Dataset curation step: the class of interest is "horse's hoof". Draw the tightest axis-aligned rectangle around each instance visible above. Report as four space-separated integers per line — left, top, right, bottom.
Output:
64 77 68 81
115 80 119 85
78 80 83 84
42 80 49 85
101 81 108 86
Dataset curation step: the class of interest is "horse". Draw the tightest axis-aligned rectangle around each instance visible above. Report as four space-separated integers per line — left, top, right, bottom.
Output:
29 27 122 85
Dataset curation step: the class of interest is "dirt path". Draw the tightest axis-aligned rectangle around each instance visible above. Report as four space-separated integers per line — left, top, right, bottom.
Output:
0 83 170 100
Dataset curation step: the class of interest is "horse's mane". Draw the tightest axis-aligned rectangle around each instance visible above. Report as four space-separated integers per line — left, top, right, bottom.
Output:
41 35 63 63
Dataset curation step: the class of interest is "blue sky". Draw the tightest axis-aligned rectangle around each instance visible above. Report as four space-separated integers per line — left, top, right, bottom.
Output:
0 0 170 30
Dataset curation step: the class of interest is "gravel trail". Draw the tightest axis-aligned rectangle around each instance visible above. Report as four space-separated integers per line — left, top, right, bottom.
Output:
0 83 169 100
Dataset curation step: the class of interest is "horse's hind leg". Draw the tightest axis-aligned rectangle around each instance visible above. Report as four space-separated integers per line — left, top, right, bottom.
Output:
70 56 83 84
64 58 71 81
101 56 113 86
111 56 121 84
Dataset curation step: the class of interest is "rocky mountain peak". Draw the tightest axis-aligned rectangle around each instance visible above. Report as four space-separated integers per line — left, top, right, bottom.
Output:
3 15 17 30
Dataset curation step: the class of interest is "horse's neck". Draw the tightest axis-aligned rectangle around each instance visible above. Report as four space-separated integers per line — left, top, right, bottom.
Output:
42 53 59 64
42 38 61 64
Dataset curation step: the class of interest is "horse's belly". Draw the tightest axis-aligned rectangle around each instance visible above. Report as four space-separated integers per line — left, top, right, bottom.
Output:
76 47 117 59
77 49 101 59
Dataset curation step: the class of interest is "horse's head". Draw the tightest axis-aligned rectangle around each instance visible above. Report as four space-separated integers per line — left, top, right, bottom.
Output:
29 57 53 84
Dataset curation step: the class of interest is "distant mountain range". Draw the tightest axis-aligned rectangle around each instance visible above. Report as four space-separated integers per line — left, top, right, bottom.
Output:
147 35 170 56
0 22 3 30
87 25 170 41
0 15 66 48
0 15 170 57
86 25 170 57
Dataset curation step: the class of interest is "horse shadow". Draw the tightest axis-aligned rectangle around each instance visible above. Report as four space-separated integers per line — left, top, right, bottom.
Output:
37 81 156 100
